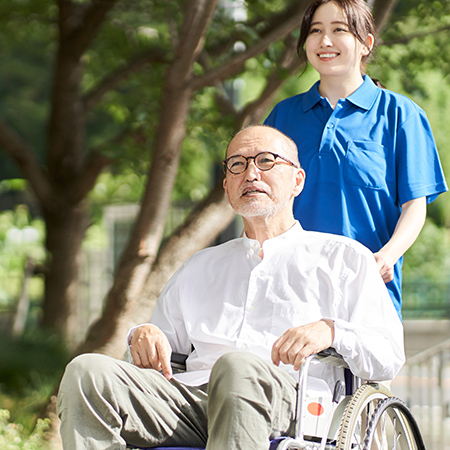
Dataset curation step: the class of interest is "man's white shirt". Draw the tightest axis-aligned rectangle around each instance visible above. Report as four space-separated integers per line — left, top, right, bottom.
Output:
128 222 404 391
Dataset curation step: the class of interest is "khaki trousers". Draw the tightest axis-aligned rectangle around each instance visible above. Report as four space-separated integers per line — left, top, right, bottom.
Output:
57 351 297 450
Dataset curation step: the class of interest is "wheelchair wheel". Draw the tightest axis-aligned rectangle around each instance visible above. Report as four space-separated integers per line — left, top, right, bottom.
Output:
363 397 425 450
336 383 392 450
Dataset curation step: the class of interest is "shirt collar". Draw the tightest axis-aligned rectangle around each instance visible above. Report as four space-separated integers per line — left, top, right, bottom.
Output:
303 80 323 112
303 75 379 112
345 75 379 110
243 221 303 250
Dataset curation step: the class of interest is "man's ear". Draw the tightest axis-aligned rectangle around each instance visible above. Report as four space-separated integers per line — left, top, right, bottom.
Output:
293 168 306 197
223 176 228 195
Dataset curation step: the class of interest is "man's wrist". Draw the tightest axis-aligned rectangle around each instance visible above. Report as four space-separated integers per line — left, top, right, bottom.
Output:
320 318 335 344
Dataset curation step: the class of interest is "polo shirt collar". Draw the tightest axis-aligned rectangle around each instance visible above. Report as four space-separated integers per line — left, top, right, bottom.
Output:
303 80 323 112
345 75 379 110
303 75 378 112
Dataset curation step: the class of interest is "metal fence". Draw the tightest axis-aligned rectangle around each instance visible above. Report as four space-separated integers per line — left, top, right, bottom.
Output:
402 281 450 319
391 339 450 450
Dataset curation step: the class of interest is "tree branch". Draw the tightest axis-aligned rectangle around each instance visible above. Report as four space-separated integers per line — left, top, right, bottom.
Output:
202 2 305 59
71 123 153 203
371 0 399 35
169 0 221 86
0 115 54 206
83 46 169 111
238 35 302 126
60 0 118 58
190 2 307 91
379 24 450 47
72 152 113 203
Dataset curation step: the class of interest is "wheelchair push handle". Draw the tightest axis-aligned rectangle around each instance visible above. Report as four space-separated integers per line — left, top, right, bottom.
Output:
315 347 349 369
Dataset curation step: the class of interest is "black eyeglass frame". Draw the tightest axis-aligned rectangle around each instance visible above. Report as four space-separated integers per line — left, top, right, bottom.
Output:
222 152 299 175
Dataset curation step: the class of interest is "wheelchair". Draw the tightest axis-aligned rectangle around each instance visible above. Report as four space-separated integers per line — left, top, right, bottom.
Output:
128 349 425 450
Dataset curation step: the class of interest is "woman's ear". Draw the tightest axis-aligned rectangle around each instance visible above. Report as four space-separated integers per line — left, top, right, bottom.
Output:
362 33 374 56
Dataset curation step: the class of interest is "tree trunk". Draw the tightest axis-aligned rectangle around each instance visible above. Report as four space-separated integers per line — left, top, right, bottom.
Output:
42 200 89 344
371 0 399 33
81 179 235 358
80 79 194 353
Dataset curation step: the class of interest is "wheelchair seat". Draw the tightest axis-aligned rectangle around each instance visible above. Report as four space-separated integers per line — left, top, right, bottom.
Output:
132 437 286 449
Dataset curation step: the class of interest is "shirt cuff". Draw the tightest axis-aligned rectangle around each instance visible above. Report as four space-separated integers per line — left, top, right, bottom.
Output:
126 323 152 346
329 317 357 360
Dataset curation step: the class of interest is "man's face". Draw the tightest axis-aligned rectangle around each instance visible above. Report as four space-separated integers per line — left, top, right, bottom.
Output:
223 127 305 219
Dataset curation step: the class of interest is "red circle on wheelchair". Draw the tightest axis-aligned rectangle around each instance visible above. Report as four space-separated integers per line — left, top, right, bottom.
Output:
307 402 324 416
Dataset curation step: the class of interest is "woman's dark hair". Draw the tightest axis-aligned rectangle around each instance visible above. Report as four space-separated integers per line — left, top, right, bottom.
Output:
297 0 376 74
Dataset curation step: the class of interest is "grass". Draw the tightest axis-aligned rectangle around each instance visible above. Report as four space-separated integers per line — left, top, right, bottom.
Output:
0 329 70 439
0 409 50 450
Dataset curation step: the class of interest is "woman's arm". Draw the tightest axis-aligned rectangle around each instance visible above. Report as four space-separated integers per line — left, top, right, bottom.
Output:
374 196 427 283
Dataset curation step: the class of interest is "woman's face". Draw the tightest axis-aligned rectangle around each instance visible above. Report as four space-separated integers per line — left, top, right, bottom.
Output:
305 1 372 80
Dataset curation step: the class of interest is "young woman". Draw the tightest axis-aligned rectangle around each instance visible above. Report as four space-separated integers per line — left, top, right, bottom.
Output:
264 0 448 318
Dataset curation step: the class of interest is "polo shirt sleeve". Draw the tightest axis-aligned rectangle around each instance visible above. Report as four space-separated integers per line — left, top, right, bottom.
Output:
264 104 279 126
395 102 448 206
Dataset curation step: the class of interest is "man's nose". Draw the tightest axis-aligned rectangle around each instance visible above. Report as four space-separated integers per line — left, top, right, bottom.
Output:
244 159 261 180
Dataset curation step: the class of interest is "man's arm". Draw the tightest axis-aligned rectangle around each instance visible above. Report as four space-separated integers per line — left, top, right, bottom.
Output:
330 244 405 381
271 319 334 371
130 324 173 380
272 241 405 381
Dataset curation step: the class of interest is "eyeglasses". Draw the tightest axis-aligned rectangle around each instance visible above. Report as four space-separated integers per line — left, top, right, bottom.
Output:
222 152 299 175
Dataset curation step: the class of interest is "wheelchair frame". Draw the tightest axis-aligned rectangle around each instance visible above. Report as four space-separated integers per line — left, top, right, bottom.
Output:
128 349 426 450
273 349 425 450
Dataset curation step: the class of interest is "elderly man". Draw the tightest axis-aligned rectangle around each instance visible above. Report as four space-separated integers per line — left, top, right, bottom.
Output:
57 125 404 450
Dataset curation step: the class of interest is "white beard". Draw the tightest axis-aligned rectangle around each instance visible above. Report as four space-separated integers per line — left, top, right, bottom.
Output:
227 190 291 220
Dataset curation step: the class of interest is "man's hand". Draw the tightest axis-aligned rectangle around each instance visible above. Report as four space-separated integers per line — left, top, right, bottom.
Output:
130 324 173 380
271 319 335 371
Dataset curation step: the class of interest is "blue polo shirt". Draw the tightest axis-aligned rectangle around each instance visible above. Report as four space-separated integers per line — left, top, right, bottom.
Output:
265 75 448 317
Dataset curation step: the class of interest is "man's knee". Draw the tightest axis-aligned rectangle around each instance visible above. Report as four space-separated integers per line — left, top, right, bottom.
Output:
212 351 267 375
58 353 122 411
61 353 110 387
209 351 269 393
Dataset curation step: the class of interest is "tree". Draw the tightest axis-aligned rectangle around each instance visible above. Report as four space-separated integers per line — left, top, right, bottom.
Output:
3 0 450 446
3 0 448 359
0 0 310 351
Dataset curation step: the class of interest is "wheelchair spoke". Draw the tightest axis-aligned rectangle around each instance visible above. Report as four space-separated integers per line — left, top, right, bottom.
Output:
363 397 426 450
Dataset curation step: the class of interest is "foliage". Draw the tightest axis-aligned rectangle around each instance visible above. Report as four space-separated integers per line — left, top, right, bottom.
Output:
0 410 49 450
0 0 55 179
0 0 448 443
0 330 70 431
0 202 45 310
368 0 450 227
403 219 450 283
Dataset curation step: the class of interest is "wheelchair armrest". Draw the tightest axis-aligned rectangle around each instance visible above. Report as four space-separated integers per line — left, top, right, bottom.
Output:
171 352 188 372
315 348 349 369
170 347 348 373
171 348 348 372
